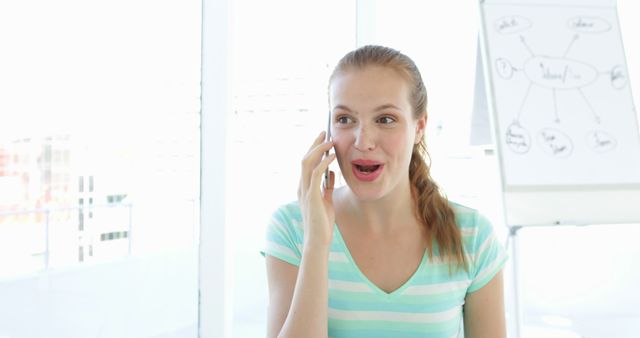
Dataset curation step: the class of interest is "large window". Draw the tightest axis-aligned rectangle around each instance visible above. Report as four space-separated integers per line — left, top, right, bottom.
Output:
228 0 356 335
0 1 201 337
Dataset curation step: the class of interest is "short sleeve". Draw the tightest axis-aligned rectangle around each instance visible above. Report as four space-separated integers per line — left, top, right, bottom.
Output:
260 203 303 267
467 213 508 293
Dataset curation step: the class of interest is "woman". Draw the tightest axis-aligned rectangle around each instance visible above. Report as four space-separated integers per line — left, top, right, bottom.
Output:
263 45 508 338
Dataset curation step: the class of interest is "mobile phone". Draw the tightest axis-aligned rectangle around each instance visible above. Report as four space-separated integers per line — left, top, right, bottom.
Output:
323 111 332 189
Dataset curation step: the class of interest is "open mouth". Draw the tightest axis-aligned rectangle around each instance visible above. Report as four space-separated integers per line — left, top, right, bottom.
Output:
355 164 382 173
351 160 384 181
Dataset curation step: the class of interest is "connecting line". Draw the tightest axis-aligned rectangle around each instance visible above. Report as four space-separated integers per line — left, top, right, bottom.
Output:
563 34 580 58
516 82 533 123
577 87 601 124
519 35 535 57
552 89 560 123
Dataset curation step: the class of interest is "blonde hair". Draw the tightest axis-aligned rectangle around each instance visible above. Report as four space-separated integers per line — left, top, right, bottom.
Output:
329 45 467 271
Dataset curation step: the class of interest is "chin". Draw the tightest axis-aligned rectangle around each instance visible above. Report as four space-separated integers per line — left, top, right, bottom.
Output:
344 179 388 201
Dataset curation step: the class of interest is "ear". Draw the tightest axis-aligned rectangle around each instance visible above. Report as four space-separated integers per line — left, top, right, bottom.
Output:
414 113 427 144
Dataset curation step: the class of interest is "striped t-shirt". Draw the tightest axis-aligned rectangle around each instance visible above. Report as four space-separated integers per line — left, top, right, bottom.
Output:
262 201 508 338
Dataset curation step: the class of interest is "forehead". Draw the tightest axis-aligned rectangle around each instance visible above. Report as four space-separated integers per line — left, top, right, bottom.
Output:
329 65 412 110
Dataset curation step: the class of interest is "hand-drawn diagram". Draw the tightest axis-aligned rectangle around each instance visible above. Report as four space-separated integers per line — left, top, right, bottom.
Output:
493 15 627 157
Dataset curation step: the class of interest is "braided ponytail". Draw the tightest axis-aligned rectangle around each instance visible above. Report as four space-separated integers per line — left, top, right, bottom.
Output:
410 141 467 271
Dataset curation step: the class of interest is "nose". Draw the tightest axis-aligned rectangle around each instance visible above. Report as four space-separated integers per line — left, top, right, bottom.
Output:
353 124 376 152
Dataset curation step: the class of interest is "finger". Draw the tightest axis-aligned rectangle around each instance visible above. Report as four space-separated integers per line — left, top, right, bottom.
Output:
303 142 334 169
329 170 335 189
301 141 334 188
322 169 335 192
309 153 336 192
301 131 330 183
303 131 333 165
323 171 336 205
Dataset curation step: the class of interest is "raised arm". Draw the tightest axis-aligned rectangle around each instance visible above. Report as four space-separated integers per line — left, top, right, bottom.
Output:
266 131 336 338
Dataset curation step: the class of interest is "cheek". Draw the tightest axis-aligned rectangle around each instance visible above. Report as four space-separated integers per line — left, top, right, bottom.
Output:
330 131 356 171
382 132 413 161
331 133 350 160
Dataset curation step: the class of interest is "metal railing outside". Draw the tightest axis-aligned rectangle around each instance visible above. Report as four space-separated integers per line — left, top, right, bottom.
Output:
0 203 133 277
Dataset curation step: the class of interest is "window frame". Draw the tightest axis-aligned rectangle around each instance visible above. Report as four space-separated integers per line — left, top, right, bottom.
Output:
199 0 232 337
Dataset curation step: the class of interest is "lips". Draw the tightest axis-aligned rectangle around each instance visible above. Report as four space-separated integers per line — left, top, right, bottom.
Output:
351 159 384 182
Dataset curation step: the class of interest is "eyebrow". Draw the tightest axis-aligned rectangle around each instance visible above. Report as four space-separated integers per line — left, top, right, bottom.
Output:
374 104 402 112
332 104 402 114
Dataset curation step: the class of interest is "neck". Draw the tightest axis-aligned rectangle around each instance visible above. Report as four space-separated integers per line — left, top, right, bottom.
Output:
336 178 417 234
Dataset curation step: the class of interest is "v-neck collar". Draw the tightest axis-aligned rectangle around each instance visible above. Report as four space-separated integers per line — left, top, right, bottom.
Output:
333 223 428 299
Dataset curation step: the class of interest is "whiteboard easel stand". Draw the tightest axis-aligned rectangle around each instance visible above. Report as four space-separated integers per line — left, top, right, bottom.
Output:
476 1 640 337
505 224 523 338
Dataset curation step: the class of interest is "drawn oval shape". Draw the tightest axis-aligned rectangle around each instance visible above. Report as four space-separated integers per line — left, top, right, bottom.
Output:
538 128 573 158
567 16 611 34
523 56 598 90
495 58 514 79
494 16 532 34
610 65 628 89
505 123 531 154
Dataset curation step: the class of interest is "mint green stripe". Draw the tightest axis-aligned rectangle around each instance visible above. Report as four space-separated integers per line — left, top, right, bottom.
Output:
468 254 507 293
262 250 300 267
328 317 461 333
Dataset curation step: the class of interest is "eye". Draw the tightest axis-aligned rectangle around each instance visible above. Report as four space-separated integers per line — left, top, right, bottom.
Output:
377 116 396 124
336 115 355 124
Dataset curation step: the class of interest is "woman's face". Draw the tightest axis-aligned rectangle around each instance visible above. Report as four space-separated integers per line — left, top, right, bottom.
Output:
329 65 426 201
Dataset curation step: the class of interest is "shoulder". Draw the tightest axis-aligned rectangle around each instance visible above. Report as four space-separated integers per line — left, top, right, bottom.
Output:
268 200 305 241
448 201 497 248
271 200 303 224
449 201 493 229
448 202 508 292
263 201 305 265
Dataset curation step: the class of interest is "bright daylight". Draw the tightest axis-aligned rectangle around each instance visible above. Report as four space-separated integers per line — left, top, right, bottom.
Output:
1 1 639 338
